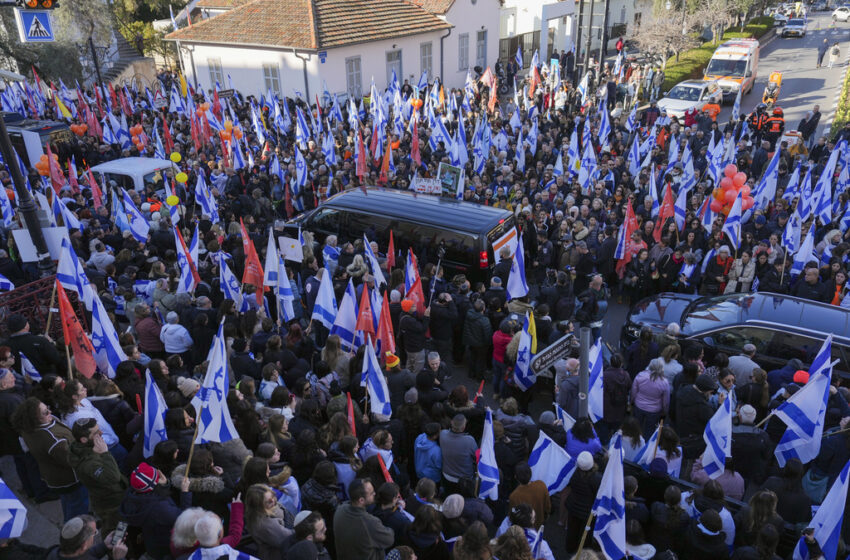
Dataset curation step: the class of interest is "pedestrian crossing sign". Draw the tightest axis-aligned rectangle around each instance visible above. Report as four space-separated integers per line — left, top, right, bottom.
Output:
15 9 55 43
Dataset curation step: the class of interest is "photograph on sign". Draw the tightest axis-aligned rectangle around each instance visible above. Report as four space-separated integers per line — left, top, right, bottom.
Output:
437 162 462 197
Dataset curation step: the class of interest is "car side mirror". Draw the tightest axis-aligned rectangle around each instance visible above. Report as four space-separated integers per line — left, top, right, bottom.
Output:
746 71 753 77
662 90 668 96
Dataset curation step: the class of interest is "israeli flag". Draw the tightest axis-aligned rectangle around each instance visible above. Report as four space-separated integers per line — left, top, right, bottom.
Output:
592 433 627 560
478 408 499 500
363 234 387 288
774 334 833 467
515 45 523 69
295 107 311 149
19 353 41 381
798 167 814 222
753 150 780 211
276 258 295 324
91 292 128 378
791 222 817 279
721 191 743 249
529 431 577 493
625 106 637 133
627 135 641 178
588 338 605 422
53 197 81 232
0 180 13 227
121 189 150 243
186 543 258 560
361 336 392 417
597 100 611 149
513 312 536 391
194 324 240 444
731 87 742 122
174 227 196 294
230 136 246 171
506 234 528 300
554 402 576 432
56 238 94 310
783 210 802 254
195 174 220 224
578 139 598 193
632 424 662 470
143 370 168 458
295 146 308 190
0 477 27 539
311 268 338 330
263 228 279 287
792 458 850 560
553 150 564 178
220 258 248 312
330 280 358 352
702 391 733 479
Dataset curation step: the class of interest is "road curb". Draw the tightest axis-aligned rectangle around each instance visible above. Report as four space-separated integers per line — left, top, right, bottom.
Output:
824 38 850 132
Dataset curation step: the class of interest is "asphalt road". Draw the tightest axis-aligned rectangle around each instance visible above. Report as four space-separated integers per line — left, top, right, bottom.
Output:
716 11 850 137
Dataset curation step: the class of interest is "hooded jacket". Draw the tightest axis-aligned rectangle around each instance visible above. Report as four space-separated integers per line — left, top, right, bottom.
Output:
414 433 442 482
68 441 127 513
119 486 192 560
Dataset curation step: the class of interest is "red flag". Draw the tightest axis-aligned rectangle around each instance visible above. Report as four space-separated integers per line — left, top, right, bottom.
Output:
284 182 295 218
653 184 676 243
529 67 541 98
488 77 498 113
386 231 395 271
378 140 391 186
346 392 357 438
31 66 42 92
162 119 174 154
356 284 375 335
356 130 367 181
212 89 222 121
67 159 79 192
411 119 421 169
369 123 380 160
56 281 96 378
86 168 103 209
472 380 485 403
44 143 65 194
107 83 119 111
135 394 143 415
405 249 426 317
376 453 393 483
479 67 495 90
93 86 105 119
616 201 640 277
239 219 265 304
315 94 323 123
376 293 395 357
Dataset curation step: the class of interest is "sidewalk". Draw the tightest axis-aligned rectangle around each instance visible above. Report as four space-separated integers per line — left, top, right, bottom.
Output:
0 455 61 547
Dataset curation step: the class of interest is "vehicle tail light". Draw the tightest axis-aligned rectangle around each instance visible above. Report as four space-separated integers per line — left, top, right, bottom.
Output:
479 251 489 268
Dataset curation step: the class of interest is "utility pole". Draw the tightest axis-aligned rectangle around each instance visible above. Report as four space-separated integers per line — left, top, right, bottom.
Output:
573 0 585 87
578 326 591 418
0 117 54 276
598 0 611 78
88 36 103 86
583 0 596 81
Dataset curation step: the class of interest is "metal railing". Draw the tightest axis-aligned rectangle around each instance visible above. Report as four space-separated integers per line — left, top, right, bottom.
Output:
0 275 87 340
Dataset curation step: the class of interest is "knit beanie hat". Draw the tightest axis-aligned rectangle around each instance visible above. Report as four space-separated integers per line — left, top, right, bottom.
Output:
130 462 160 493
177 376 200 398
442 494 465 519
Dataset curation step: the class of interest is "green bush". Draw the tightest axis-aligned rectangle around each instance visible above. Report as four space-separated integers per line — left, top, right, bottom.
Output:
831 66 850 135
661 17 774 90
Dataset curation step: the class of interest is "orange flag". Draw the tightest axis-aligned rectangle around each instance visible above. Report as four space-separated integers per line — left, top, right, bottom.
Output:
386 230 395 271
355 284 375 335
356 130 367 183
45 142 65 194
378 140 391 186
377 453 393 483
239 219 265 304
86 168 103 209
411 119 421 168
346 392 357 438
376 292 395 357
56 280 96 378
488 78 498 113
653 184 676 243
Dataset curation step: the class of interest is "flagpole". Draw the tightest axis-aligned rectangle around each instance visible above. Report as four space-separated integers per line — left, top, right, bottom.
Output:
779 248 789 286
64 345 74 380
753 412 773 429
651 419 663 461
44 280 58 333
575 511 596 557
184 407 202 477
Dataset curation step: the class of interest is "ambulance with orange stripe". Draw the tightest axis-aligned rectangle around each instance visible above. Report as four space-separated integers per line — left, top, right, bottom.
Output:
703 38 760 103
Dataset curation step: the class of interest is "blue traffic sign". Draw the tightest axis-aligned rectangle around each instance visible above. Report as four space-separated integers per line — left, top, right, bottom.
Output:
16 9 54 43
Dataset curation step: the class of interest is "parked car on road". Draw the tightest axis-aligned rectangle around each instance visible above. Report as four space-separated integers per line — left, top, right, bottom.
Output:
781 18 808 36
833 5 850 19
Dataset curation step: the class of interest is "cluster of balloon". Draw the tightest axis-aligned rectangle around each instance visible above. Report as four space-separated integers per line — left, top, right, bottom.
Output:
69 124 88 137
710 164 755 215
194 102 211 117
410 98 423 110
34 153 58 176
130 124 145 149
219 119 242 141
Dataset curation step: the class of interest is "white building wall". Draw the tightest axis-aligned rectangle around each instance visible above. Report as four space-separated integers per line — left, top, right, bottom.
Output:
440 0 500 89
499 0 575 64
573 0 653 54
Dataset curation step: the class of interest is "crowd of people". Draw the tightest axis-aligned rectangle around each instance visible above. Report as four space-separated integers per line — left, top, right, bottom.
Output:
0 36 848 560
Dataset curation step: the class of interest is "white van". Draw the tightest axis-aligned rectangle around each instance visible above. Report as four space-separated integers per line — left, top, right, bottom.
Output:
90 157 174 192
704 38 760 102
5 117 74 168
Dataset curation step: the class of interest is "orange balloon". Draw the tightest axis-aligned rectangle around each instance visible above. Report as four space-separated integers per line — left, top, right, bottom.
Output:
233 127 243 139
391 140 400 150
220 130 231 141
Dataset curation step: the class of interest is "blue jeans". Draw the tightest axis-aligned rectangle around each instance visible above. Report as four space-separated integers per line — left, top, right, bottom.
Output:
492 361 507 396
633 407 662 440
58 483 89 522
109 443 129 474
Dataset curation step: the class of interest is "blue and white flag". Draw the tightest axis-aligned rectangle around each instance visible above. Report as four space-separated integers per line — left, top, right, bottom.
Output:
187 544 258 560
515 45 523 69
330 280 357 352
220 258 248 312
553 150 564 177
143 370 168 458
276 258 295 324
702 391 733 479
529 431 577 493
91 291 128 378
588 338 605 422
173 227 196 294
478 408 499 500
295 107 311 149
121 189 150 243
506 234 528 300
0 180 13 228
624 106 637 133
263 228 278 287
753 150 780 211
731 87 742 121
514 312 536 391
52 196 81 231
311 268 338 330
194 324 240 444
363 234 387 288
295 145 308 190
555 402 576 432
774 335 834 467
19 353 41 381
56 238 94 310
721 190 743 249
0 477 26 539
792 458 850 560
632 424 662 470
361 336 392 417
791 222 817 279
593 433 627 560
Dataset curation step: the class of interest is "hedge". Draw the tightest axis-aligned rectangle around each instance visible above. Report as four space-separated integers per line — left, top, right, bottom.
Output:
661 16 775 90
832 64 850 134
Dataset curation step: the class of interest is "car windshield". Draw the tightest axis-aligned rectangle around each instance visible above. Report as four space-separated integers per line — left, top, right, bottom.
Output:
706 58 747 77
680 293 751 335
788 18 805 24
666 85 702 101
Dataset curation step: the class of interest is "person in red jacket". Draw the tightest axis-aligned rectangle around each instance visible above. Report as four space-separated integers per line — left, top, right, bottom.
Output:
492 318 516 399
